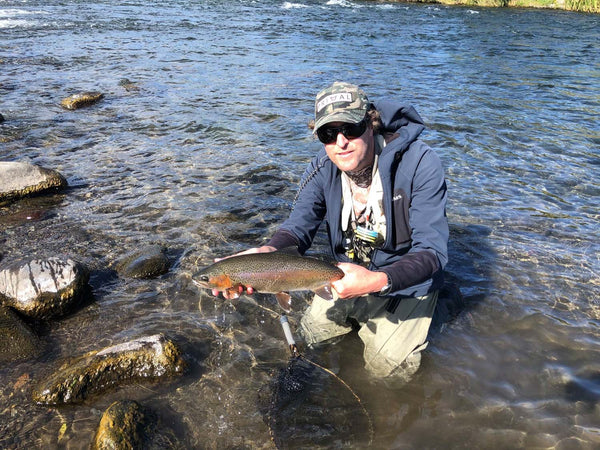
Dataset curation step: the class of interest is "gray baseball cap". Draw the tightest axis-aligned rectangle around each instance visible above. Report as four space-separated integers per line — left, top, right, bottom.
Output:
314 81 369 132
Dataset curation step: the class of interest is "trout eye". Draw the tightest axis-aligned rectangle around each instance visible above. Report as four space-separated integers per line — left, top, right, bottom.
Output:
200 275 209 282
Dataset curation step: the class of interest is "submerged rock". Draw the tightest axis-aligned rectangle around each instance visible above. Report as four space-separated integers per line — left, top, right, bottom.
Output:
114 245 170 279
0 161 68 204
32 334 186 405
93 400 156 450
119 78 140 92
93 399 182 449
0 257 90 319
60 91 104 110
0 306 42 363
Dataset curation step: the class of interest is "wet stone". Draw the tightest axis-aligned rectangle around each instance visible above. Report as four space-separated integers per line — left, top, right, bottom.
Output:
114 245 171 279
0 306 42 363
0 257 90 320
93 400 155 450
60 91 104 110
93 399 182 450
118 78 140 92
0 161 68 204
32 334 186 405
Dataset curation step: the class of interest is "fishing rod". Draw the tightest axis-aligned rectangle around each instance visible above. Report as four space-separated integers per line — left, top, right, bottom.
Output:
278 315 374 446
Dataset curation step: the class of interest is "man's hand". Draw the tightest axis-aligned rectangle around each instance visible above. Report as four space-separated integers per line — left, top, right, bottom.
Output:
331 263 389 299
211 245 277 299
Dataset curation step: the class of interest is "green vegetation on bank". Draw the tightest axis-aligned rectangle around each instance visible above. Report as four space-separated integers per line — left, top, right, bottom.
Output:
565 0 598 12
415 0 599 13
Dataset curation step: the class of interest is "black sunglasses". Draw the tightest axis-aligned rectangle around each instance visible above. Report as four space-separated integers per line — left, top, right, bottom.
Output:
316 119 367 144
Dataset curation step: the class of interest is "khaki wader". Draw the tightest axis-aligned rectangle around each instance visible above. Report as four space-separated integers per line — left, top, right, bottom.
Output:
300 290 438 379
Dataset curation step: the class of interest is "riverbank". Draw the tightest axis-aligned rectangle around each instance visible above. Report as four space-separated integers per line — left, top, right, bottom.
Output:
413 0 598 13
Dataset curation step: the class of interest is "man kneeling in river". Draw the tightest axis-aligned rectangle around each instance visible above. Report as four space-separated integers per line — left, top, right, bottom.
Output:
214 82 448 381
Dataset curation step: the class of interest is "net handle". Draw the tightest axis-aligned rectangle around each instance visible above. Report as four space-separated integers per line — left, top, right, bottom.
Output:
280 315 299 357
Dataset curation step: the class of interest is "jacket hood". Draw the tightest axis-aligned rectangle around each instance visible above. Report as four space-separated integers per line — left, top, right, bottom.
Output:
375 99 426 157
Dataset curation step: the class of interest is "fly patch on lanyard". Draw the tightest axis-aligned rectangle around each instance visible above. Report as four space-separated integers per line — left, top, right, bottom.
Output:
341 136 387 265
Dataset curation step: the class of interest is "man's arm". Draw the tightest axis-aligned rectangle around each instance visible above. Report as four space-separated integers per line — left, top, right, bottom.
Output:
383 147 448 293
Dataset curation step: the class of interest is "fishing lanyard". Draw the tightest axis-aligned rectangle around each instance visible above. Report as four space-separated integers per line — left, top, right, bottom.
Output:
340 135 387 262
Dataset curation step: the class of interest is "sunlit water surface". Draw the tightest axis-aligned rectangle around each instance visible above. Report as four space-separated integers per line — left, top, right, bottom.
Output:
1 0 599 448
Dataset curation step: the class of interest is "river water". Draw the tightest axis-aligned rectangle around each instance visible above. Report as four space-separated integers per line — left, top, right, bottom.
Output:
1 0 599 448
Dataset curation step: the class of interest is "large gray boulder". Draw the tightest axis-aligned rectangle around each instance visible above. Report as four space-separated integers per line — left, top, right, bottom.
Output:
0 306 42 362
32 334 186 405
0 257 90 319
0 161 67 204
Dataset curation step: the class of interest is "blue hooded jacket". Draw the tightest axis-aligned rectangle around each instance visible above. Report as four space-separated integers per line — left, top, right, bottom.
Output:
268 99 448 298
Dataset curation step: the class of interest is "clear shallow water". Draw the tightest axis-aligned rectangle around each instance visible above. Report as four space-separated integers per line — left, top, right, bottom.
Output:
1 0 599 448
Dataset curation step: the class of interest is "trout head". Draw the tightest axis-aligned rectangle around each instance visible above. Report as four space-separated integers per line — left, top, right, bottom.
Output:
192 270 234 291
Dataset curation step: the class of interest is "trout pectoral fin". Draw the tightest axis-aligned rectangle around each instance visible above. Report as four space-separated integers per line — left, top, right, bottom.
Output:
314 285 335 301
275 292 292 312
224 287 241 299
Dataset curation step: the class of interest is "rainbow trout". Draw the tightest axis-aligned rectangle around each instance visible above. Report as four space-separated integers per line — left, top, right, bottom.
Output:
193 252 344 311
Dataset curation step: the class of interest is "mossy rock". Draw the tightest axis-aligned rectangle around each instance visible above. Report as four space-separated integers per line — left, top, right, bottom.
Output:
60 92 104 110
93 399 182 449
32 334 186 405
93 400 155 449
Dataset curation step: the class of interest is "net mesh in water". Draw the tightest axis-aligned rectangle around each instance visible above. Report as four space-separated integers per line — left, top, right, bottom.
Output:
259 355 373 449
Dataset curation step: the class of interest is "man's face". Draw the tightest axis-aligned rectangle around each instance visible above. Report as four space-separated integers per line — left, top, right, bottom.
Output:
322 122 375 173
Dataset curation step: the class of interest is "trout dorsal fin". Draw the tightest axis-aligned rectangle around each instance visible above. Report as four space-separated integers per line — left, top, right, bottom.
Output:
275 292 292 312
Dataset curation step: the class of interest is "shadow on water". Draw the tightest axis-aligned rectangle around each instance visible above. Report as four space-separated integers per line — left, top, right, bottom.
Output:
0 193 66 230
564 368 600 409
371 223 496 447
431 222 495 333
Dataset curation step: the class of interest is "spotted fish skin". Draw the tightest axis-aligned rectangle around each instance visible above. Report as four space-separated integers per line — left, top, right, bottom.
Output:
192 251 344 310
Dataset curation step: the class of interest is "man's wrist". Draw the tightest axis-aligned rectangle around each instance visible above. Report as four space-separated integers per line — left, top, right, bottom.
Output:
378 272 392 295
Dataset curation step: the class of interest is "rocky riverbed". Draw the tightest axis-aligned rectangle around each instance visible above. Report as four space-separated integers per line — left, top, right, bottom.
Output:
0 156 187 446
